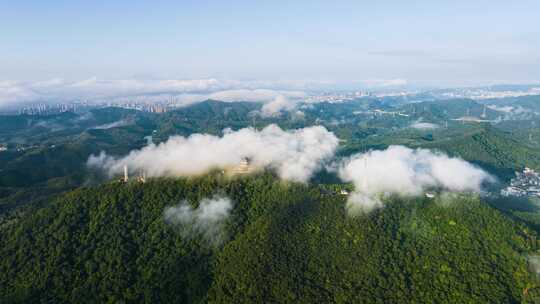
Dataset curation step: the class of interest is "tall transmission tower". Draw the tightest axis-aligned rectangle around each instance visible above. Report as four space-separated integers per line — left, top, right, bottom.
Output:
481 105 487 118
123 165 129 183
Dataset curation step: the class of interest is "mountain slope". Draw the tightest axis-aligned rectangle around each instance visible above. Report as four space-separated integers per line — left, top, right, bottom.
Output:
1 174 539 303
421 126 540 179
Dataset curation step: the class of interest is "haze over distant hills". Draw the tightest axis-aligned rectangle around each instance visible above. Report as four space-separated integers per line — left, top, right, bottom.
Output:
1 77 539 110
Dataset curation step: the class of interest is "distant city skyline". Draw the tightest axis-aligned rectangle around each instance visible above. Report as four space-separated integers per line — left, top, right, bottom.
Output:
2 1 540 85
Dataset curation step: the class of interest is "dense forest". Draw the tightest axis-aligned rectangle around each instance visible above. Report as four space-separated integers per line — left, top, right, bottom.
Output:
1 173 539 303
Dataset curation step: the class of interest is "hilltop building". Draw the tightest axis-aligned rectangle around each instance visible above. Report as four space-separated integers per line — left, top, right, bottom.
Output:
232 157 253 175
137 171 146 183
120 165 147 183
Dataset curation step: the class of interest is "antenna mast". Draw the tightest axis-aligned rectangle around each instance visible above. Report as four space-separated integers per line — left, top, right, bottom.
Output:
361 154 368 190
123 165 129 182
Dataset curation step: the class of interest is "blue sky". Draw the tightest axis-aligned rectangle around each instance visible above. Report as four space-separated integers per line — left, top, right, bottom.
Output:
1 0 539 86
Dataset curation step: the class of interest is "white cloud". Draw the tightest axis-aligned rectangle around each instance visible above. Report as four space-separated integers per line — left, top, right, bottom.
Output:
164 196 233 246
0 81 40 107
87 124 339 183
171 90 305 112
361 78 408 88
486 105 516 113
209 89 305 102
410 121 439 130
260 95 298 117
486 104 532 115
91 119 132 130
487 104 537 121
338 146 493 214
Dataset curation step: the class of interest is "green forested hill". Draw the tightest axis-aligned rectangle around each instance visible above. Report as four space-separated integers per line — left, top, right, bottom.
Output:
2 101 538 218
339 124 540 181
421 126 540 179
1 174 539 303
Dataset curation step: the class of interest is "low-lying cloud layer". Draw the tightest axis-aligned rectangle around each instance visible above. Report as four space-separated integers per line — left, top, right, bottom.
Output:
338 146 493 214
260 95 299 117
91 119 132 130
487 104 538 121
0 78 306 111
410 121 439 130
0 77 411 111
164 196 233 246
88 124 338 183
